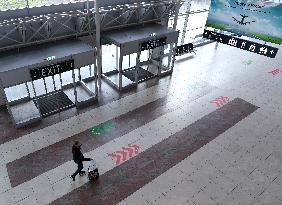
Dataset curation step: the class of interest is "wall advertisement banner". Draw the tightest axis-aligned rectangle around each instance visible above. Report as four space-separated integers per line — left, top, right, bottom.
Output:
206 0 282 44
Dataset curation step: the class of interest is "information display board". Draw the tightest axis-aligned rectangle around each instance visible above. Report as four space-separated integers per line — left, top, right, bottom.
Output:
30 59 74 81
206 0 282 44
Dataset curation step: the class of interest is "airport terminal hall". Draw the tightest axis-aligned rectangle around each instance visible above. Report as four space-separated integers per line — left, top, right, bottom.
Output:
0 0 282 204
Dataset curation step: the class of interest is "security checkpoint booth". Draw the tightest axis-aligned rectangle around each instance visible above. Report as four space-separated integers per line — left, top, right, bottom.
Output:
102 23 179 90
0 39 97 128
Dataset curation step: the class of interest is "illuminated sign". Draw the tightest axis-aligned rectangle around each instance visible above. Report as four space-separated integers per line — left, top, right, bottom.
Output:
206 0 282 44
45 56 56 61
140 37 167 51
30 59 74 80
203 29 278 58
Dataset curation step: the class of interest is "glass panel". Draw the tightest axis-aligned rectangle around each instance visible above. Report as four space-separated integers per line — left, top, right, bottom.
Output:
190 0 211 12
122 54 130 70
32 79 47 96
27 0 48 7
102 44 116 73
186 12 209 30
130 53 137 67
53 74 62 90
61 70 74 86
140 50 149 63
4 84 28 102
80 65 91 80
0 0 27 10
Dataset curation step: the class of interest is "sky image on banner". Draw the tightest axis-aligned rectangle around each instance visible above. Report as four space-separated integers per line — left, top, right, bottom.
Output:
206 0 282 44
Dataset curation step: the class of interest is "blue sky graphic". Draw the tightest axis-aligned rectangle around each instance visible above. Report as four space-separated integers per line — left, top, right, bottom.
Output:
208 0 282 38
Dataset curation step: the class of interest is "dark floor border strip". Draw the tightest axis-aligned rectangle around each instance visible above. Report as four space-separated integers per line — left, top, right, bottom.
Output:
50 98 258 205
8 82 214 188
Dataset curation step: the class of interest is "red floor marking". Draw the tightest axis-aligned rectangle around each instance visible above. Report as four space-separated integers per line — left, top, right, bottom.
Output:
128 144 140 154
210 96 229 107
109 144 140 166
122 147 133 157
268 69 280 76
108 153 122 166
115 151 127 161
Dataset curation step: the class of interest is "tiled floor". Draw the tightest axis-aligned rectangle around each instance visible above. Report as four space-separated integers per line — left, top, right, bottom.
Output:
0 41 282 205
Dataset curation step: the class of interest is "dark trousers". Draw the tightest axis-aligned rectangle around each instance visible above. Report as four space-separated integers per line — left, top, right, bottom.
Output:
72 158 92 178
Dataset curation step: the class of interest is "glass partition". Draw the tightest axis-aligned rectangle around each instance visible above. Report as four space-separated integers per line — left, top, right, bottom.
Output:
0 0 27 10
27 0 49 8
0 0 90 10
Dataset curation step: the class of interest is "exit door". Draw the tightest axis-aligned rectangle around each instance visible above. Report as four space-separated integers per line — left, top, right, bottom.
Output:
30 59 77 117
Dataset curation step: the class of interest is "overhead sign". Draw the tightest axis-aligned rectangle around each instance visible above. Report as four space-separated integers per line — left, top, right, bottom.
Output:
206 0 282 44
203 29 278 58
140 37 167 51
175 43 194 56
30 59 74 81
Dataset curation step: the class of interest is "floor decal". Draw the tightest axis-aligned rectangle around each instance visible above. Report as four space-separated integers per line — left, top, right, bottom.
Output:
188 83 202 91
90 120 117 135
210 96 229 107
268 68 280 76
242 60 253 66
188 81 208 91
109 144 140 166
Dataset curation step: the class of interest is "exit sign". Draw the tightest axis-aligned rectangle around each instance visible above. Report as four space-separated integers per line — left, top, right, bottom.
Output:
30 59 74 81
45 56 56 61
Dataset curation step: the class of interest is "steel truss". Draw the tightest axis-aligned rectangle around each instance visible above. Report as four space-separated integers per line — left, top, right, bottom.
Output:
0 0 182 51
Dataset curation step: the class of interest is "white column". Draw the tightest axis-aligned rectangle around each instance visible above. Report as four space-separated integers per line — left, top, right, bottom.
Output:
95 0 102 90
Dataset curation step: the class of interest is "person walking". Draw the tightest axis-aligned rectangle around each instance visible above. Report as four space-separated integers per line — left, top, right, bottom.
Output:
70 141 91 181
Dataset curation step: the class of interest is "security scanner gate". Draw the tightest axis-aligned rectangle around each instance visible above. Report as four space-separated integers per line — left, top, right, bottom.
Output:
0 39 97 128
102 23 179 90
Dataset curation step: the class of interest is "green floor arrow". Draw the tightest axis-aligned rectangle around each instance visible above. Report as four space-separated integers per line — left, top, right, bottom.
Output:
243 60 253 66
90 120 117 135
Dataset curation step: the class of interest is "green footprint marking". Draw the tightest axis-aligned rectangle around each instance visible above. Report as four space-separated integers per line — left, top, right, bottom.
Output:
91 120 117 135
188 82 205 91
243 60 253 66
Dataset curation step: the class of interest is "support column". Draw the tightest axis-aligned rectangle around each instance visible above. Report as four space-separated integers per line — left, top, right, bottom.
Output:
181 0 192 45
25 82 31 98
0 79 16 124
93 50 98 96
158 46 164 77
135 51 141 84
95 0 102 90
31 80 42 117
116 46 119 70
71 57 78 106
169 0 181 71
43 78 48 94
118 51 123 90
173 0 181 30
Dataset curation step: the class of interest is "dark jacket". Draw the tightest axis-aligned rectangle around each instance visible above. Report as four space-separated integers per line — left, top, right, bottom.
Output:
72 145 84 163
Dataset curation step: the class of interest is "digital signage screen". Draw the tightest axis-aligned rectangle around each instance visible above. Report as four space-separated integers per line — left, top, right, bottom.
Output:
206 0 282 44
